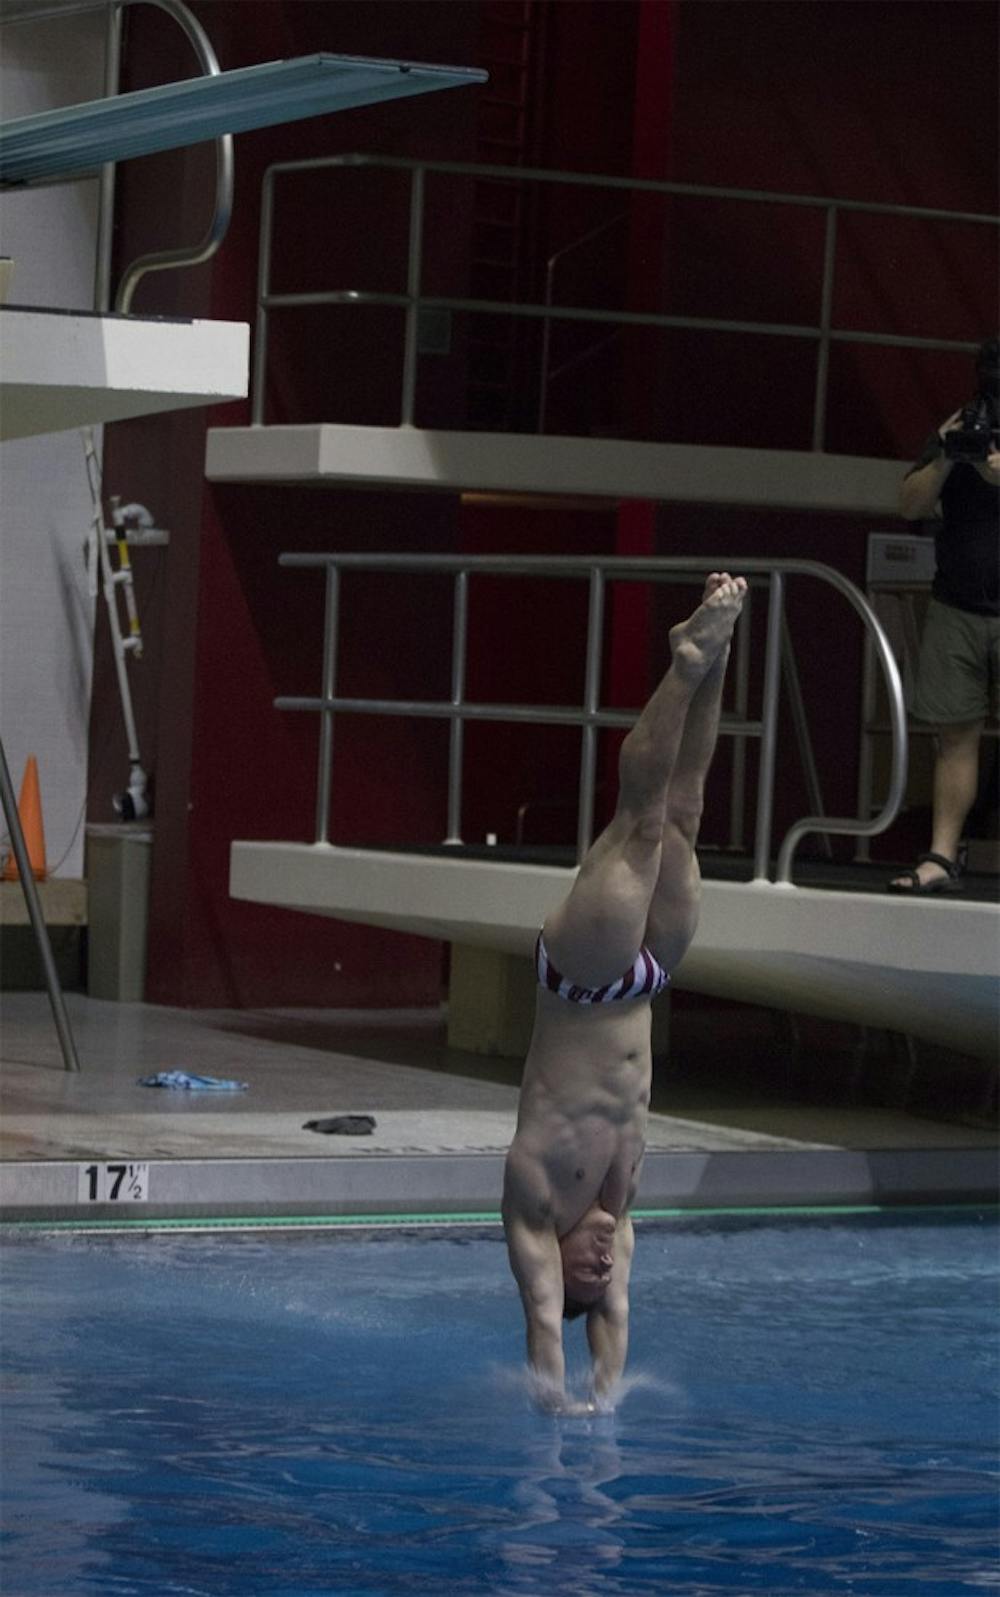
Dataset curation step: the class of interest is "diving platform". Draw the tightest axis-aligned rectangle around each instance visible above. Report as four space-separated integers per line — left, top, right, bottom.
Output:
1 305 249 441
205 424 905 514
230 842 1000 1062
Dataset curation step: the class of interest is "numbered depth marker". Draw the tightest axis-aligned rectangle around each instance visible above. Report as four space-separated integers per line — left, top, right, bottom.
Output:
78 1162 150 1203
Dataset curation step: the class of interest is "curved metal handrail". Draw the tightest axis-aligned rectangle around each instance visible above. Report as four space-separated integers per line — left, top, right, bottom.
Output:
539 208 627 431
768 565 907 883
273 551 908 885
113 0 234 314
0 0 234 314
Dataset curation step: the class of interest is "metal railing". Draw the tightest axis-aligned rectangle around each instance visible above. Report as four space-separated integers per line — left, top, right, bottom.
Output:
111 0 234 314
1 0 234 313
539 209 626 432
273 553 907 886
251 151 996 443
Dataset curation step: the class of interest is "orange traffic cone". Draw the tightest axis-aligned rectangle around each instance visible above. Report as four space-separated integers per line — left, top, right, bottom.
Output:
2 755 48 881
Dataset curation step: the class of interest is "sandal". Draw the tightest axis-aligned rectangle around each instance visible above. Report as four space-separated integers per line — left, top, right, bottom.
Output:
887 851 965 895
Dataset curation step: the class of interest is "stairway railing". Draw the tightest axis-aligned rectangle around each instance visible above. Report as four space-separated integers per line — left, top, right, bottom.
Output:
272 552 907 886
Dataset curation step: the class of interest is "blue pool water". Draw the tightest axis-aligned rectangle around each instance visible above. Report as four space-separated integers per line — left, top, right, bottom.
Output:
0 1212 997 1596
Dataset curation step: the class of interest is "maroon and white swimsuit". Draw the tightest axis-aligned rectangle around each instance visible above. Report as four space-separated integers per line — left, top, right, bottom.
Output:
534 932 669 1005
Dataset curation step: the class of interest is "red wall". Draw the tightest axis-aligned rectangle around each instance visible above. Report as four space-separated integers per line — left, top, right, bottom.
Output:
655 0 998 853
661 0 999 455
91 0 998 1008
96 0 484 1007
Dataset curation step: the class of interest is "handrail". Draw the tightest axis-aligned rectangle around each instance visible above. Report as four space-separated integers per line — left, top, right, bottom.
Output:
252 151 997 439
113 0 233 313
539 209 627 431
261 150 1000 224
273 552 907 885
1 0 234 314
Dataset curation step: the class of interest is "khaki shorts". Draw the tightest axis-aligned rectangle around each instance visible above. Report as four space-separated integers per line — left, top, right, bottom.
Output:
910 598 1000 725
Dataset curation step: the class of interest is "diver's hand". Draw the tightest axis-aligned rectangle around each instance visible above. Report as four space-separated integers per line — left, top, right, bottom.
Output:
543 1396 597 1417
530 1379 596 1417
973 448 1000 487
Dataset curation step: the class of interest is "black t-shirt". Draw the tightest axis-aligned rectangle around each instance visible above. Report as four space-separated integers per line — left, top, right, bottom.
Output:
908 433 999 616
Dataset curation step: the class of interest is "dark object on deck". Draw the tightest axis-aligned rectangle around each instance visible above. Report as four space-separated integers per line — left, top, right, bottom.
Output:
303 1113 376 1135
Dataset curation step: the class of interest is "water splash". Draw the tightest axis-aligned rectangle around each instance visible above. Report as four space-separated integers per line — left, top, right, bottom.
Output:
487 1362 683 1418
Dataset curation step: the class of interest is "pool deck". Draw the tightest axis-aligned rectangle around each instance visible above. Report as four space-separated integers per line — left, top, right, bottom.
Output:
0 992 996 1223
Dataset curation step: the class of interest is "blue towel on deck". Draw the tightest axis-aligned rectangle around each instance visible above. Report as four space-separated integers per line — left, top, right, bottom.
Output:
138 1070 248 1091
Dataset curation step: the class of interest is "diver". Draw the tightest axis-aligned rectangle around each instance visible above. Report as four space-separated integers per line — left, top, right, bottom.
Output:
502 572 747 1414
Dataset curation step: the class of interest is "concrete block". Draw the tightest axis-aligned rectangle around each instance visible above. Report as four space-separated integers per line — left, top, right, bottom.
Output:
85 824 152 1002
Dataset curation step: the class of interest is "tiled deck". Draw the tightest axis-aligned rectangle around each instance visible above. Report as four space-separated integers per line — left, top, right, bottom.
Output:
1 992 995 1224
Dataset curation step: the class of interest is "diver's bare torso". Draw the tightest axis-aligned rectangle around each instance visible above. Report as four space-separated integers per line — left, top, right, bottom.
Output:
502 987 653 1237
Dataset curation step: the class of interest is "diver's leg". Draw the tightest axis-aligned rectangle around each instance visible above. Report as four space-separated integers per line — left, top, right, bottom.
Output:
645 576 743 972
543 574 745 987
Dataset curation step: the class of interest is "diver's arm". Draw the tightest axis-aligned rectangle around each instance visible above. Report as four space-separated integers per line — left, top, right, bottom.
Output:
587 1296 628 1404
586 1215 635 1404
503 1209 573 1406
525 1300 568 1406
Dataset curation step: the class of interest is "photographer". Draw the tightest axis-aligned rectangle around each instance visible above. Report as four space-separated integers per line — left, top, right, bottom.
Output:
889 338 1000 894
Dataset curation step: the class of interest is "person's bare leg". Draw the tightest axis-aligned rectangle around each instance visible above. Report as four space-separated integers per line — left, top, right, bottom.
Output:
543 574 746 985
668 575 735 808
890 719 982 889
613 575 740 805
645 573 745 970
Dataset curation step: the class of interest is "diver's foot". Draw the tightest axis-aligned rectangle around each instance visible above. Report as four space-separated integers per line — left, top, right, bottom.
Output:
669 573 747 681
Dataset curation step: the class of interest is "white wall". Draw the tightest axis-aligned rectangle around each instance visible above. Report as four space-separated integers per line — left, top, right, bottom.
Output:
0 13 107 878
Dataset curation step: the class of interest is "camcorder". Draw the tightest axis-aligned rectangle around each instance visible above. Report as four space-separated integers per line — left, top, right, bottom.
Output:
944 340 1000 463
944 395 999 463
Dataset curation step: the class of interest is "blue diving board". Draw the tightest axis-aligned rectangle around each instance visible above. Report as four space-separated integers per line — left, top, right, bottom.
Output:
0 53 487 187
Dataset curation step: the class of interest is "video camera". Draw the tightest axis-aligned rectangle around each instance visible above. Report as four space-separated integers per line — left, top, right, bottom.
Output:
943 394 999 463
944 339 1000 463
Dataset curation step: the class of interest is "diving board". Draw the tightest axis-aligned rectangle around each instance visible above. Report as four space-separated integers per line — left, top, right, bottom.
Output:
230 842 1000 1061
0 55 487 187
205 425 907 515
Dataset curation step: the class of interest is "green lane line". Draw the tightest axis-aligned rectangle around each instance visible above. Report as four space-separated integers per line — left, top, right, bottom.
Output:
2 1200 995 1234
1 1212 502 1232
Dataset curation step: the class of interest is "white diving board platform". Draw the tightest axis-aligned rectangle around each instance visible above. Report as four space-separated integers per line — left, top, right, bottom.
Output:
1 306 249 440
205 424 906 514
230 842 1000 1061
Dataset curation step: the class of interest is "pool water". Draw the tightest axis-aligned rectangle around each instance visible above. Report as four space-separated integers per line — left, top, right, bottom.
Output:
1 1212 997 1596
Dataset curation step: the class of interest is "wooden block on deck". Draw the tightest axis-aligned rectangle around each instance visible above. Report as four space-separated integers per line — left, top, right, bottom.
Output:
0 879 87 991
0 878 87 926
447 941 671 1058
448 943 536 1057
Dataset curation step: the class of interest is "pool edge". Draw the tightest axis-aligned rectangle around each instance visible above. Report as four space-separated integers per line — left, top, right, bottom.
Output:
1 1145 996 1227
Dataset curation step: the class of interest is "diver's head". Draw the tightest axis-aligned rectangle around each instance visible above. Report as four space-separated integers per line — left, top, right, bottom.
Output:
559 1205 616 1312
